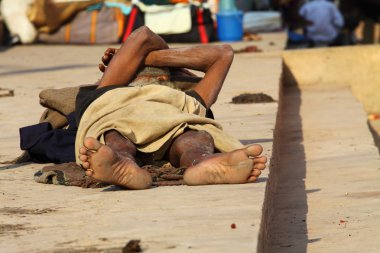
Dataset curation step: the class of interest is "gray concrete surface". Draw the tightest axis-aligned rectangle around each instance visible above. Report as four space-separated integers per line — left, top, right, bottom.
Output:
0 33 285 253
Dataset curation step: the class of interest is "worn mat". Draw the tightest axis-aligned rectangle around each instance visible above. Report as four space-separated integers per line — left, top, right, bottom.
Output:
34 162 185 188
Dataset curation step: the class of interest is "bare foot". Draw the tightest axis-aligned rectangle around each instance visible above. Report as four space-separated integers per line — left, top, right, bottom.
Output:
183 144 267 185
79 137 152 190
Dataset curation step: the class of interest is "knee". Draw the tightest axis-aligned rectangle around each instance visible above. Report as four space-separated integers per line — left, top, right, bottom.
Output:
192 130 214 144
175 130 215 151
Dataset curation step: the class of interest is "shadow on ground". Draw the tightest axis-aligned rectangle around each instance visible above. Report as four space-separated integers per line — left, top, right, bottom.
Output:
0 64 94 77
259 64 311 252
368 122 380 155
240 139 273 145
267 84 309 252
0 163 31 171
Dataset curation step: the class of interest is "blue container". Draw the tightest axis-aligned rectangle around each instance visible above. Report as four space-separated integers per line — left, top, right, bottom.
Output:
216 11 243 42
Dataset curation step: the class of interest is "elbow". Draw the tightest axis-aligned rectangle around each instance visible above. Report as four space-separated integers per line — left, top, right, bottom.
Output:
205 44 233 72
135 26 154 44
220 44 234 63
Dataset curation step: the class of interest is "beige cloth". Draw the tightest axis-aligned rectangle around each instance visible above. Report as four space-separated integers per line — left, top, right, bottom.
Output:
75 85 242 164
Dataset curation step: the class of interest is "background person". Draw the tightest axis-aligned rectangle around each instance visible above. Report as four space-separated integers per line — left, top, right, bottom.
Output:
299 0 344 47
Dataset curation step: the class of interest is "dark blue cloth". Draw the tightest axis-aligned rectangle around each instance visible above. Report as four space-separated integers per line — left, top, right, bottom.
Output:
19 112 77 163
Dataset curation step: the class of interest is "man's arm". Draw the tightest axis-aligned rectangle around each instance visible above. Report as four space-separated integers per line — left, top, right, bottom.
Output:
98 26 168 88
144 45 234 109
97 26 233 108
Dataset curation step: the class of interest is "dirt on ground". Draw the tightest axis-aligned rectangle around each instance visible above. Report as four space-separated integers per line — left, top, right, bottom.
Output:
231 93 275 104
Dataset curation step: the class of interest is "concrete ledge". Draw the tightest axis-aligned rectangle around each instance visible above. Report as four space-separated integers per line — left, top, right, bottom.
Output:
260 46 380 252
283 45 380 114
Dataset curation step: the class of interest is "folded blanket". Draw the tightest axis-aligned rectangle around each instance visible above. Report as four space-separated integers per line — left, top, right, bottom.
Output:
75 84 243 164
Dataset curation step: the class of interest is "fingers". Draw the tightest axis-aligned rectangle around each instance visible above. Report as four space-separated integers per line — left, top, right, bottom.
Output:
99 48 118 72
101 53 112 66
102 48 118 65
104 48 114 55
99 63 106 72
105 47 118 55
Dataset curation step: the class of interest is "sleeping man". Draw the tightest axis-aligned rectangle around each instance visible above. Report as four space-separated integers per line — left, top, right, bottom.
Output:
76 26 267 190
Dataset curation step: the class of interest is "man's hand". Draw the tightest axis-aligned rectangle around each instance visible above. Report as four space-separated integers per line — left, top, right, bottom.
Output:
98 48 119 72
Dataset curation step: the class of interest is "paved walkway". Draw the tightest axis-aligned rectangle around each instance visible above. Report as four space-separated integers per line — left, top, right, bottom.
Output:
0 33 285 253
1 38 379 253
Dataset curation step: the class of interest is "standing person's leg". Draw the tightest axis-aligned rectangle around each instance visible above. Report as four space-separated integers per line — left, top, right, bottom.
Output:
167 130 267 185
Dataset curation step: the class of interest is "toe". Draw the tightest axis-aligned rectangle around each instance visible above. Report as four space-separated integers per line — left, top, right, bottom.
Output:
82 161 90 169
85 169 94 177
245 144 263 157
79 146 88 155
247 169 262 183
79 154 88 162
247 175 257 183
253 163 266 170
86 150 96 156
251 169 262 177
84 137 102 151
253 156 267 164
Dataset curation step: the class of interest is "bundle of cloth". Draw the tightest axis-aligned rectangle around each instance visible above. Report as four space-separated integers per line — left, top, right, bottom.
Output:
0 0 128 44
1 0 216 45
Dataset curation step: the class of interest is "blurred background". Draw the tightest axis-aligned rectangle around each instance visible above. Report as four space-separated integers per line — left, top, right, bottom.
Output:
0 0 379 48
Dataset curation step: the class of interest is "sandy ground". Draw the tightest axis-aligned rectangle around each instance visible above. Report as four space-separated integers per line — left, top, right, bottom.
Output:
0 33 285 252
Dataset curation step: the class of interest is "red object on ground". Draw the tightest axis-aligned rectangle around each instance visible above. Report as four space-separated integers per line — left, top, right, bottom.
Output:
368 114 380 120
230 223 236 229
